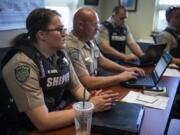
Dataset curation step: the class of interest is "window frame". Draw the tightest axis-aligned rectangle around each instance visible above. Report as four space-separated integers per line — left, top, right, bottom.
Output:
153 0 180 32
45 0 79 31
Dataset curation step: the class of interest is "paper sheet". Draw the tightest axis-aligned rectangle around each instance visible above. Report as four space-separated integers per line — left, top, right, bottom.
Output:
136 93 158 103
163 68 180 77
121 91 169 110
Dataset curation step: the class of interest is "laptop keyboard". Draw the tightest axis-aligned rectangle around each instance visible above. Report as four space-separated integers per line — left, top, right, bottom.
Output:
135 75 154 85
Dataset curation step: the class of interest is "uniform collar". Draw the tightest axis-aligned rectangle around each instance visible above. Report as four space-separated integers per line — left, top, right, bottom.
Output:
84 41 93 50
33 43 58 59
33 43 49 59
167 26 180 34
68 31 87 49
167 26 177 31
107 16 126 29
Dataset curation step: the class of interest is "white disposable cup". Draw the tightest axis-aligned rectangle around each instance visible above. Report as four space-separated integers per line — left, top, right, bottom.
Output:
73 101 94 135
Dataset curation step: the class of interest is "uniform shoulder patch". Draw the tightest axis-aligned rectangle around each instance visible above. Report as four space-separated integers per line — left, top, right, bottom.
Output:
15 65 30 84
69 49 80 61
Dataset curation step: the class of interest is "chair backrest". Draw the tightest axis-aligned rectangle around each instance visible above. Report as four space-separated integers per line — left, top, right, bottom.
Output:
0 47 10 134
0 47 10 76
0 47 10 65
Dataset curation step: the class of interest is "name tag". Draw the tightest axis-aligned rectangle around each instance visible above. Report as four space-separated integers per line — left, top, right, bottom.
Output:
85 57 93 63
111 35 126 41
47 69 58 74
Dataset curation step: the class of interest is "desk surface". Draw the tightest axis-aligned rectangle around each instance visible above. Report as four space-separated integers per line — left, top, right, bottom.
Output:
29 76 179 135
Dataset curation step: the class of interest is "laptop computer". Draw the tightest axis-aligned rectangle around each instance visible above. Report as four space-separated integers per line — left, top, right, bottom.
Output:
122 52 172 89
124 43 167 67
92 102 144 135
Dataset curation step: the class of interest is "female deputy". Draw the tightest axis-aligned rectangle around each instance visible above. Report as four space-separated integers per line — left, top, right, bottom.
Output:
0 8 119 135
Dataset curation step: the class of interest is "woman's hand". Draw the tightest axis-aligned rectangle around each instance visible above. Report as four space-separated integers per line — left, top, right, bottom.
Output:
90 90 119 112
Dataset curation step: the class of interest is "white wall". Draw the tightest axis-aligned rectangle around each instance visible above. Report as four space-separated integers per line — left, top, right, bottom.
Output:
100 0 156 42
77 0 103 18
0 29 26 47
0 0 156 47
0 0 103 47
126 0 156 41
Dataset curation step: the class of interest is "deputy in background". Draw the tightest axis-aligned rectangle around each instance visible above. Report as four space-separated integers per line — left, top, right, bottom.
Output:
0 8 119 135
65 7 145 90
156 6 180 66
96 5 144 63
156 6 180 117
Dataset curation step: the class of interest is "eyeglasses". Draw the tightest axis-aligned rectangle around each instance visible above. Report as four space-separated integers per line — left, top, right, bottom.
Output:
45 27 67 34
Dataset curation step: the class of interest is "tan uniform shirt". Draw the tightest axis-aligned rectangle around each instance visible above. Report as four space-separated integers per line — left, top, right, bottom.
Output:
65 32 102 77
2 51 80 112
156 30 177 52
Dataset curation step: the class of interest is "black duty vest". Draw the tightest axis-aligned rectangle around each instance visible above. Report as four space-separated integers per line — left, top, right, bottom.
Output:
101 21 128 61
165 28 180 58
0 45 71 135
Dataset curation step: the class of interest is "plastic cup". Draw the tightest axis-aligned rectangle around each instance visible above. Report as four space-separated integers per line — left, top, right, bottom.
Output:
73 101 94 135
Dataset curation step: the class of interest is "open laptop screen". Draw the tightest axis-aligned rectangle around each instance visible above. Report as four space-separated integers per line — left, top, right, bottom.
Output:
123 44 167 67
141 44 167 63
121 52 172 88
154 57 167 78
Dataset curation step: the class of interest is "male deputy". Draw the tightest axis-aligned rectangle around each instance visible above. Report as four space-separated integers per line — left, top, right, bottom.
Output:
156 6 180 66
96 5 144 63
65 7 145 90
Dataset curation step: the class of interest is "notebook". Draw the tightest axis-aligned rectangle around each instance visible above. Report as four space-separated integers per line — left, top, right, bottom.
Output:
124 43 167 67
122 52 172 89
92 102 144 135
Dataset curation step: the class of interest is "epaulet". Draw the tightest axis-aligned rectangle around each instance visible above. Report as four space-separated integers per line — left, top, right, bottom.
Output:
101 21 113 29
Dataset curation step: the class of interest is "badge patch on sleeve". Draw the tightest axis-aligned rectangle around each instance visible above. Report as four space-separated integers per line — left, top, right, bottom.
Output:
15 65 30 83
69 49 80 61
